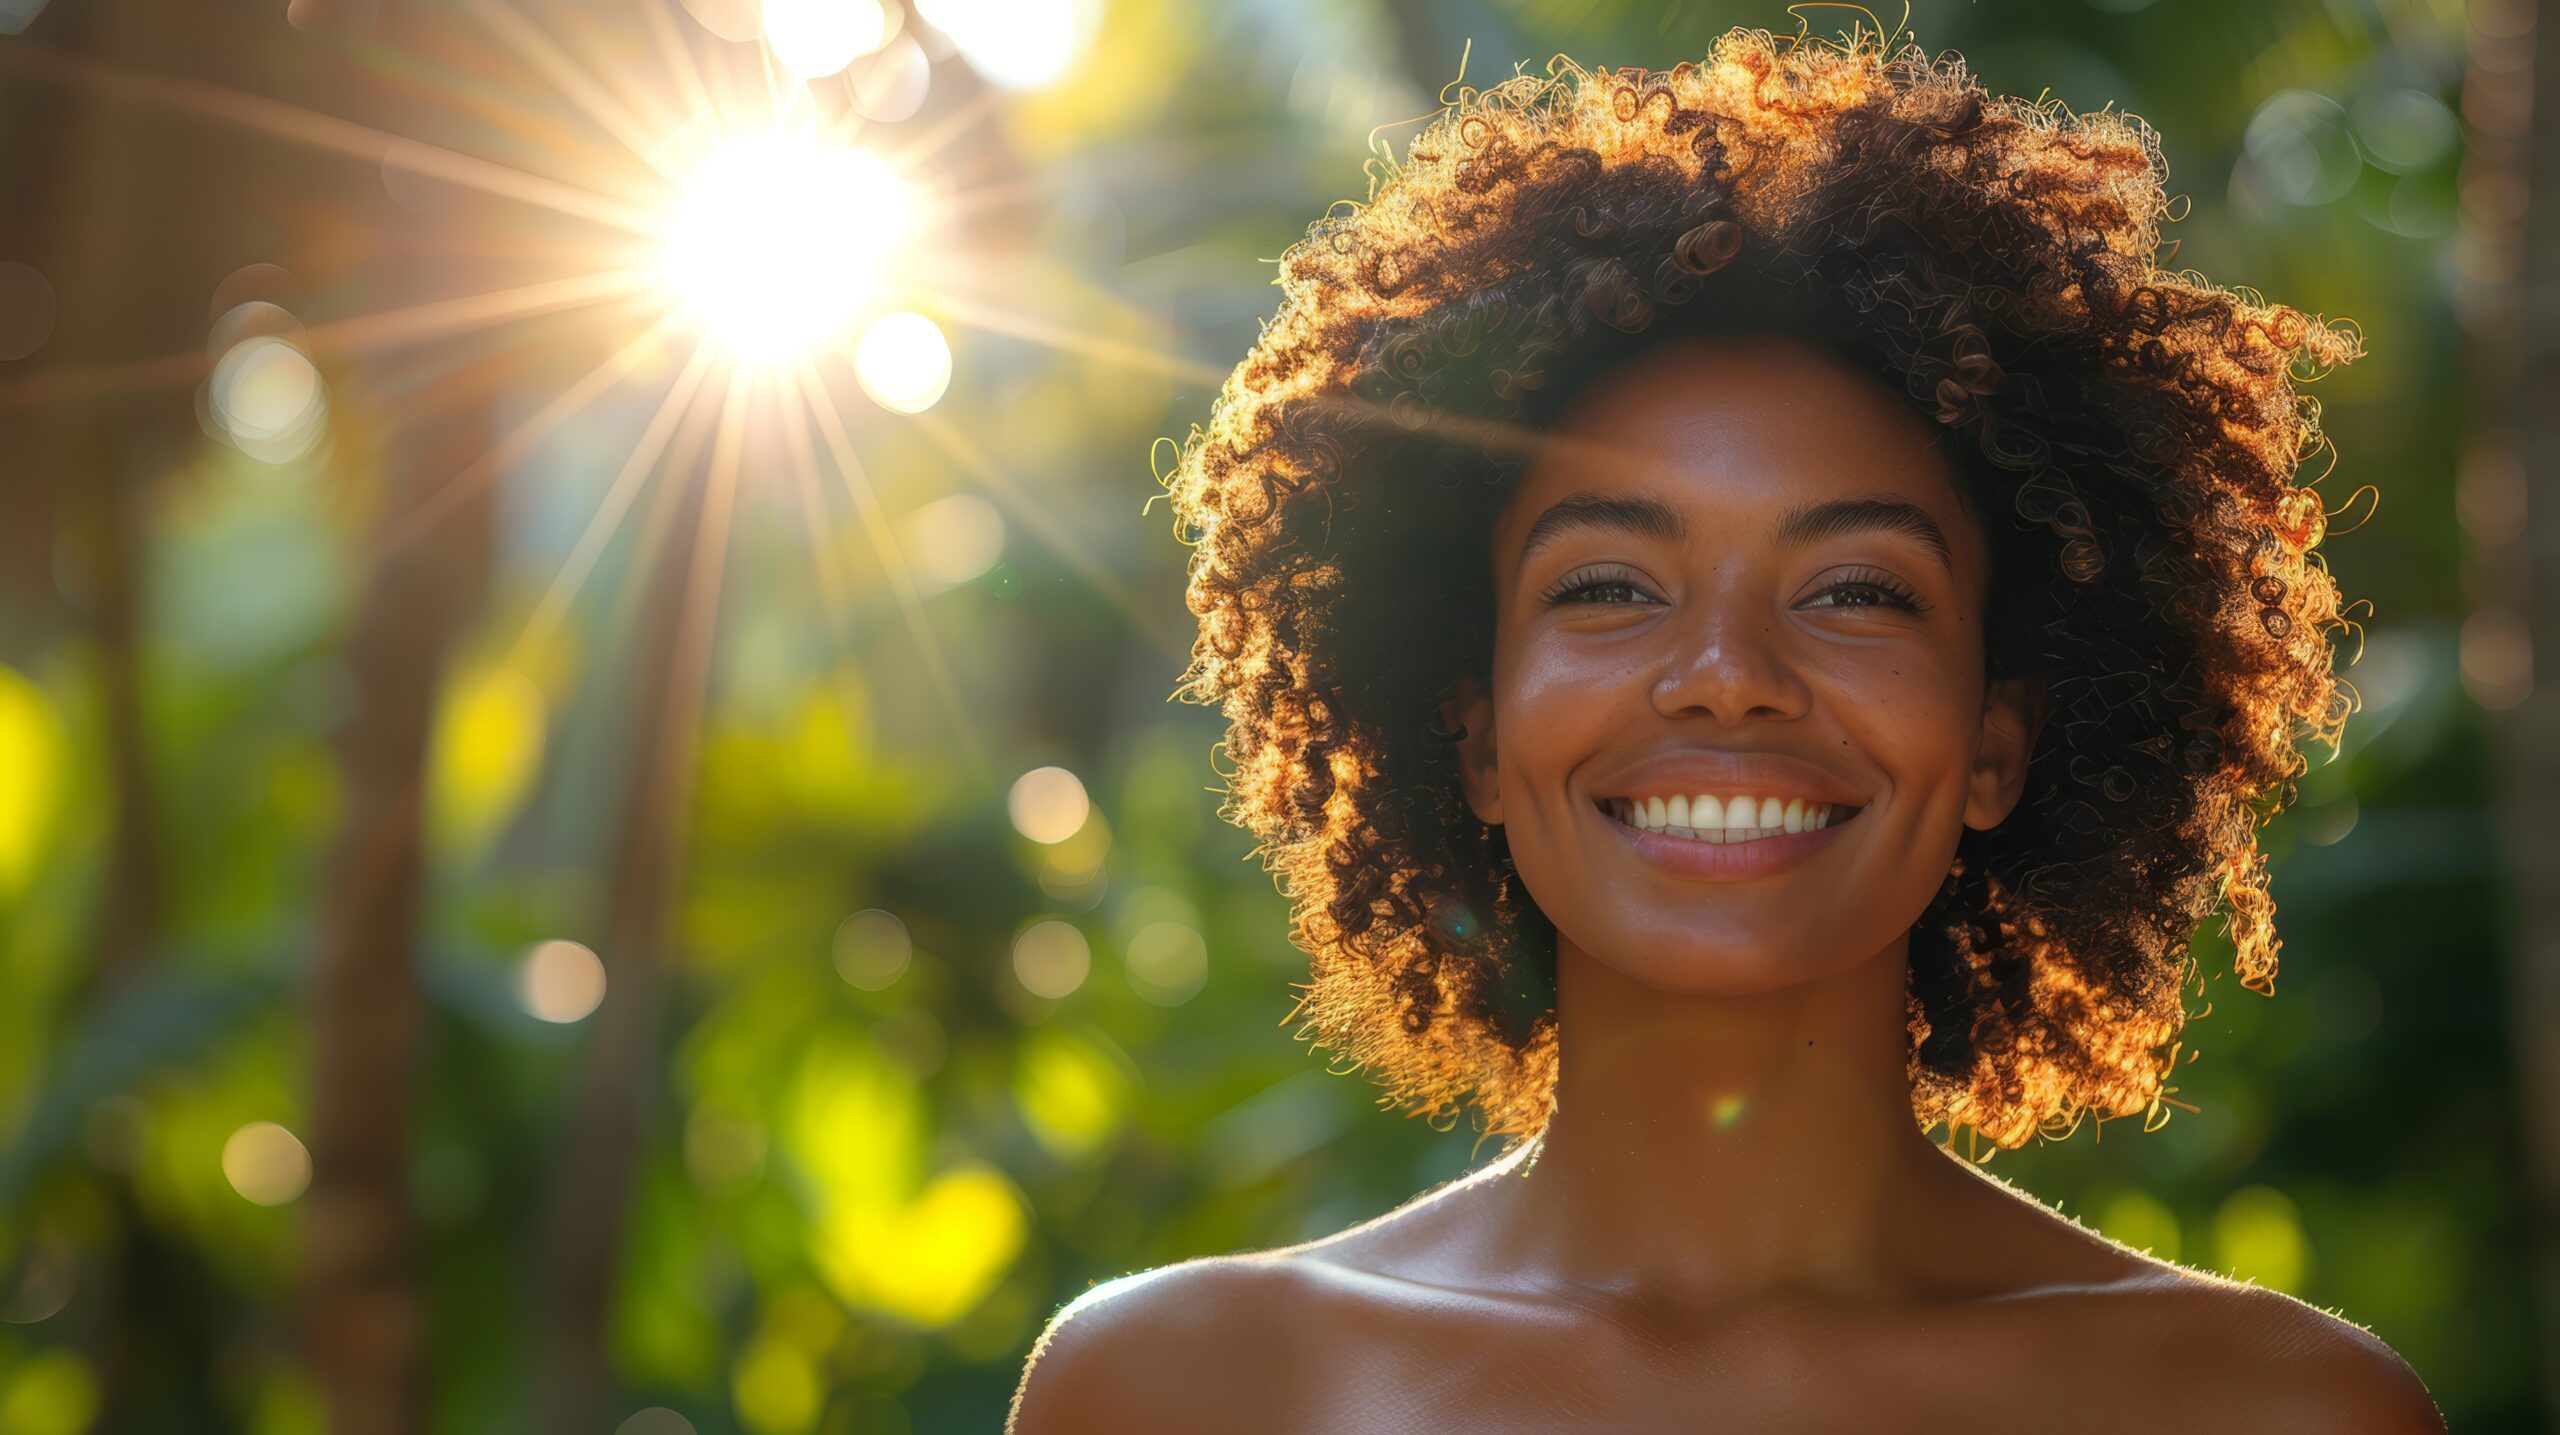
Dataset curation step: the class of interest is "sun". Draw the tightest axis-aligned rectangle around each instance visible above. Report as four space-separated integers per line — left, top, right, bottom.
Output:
658 129 915 362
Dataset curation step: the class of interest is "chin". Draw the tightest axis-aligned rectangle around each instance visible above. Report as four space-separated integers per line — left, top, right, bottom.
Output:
1566 918 1867 996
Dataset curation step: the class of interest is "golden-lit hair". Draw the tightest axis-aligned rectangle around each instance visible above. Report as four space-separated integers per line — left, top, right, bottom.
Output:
1165 28 2363 1154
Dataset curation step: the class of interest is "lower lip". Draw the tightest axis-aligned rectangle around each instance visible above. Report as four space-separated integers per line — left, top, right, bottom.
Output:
1602 808 1856 879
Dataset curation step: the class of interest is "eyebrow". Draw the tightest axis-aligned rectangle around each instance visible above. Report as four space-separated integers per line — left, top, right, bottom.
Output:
1771 496 1954 571
1517 493 1686 561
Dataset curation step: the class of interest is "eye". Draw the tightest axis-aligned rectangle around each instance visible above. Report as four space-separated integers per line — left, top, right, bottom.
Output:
1799 566 1927 614
1543 563 1662 607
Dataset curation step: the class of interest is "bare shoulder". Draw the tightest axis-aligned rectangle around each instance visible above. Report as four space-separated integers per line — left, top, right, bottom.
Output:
1005 1165 1532 1435
1006 1254 1317 1435
2123 1271 2445 1434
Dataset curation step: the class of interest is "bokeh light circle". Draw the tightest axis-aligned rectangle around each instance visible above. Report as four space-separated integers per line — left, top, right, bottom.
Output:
852 310 951 413
221 1122 312 1206
1012 919 1091 998
763 0 892 78
516 939 608 1023
2242 89 2361 206
847 34 932 122
2350 87 2458 173
205 330 331 464
0 1240 77 1325
832 908 913 990
1124 921 1208 1006
212 338 320 437
896 493 1005 591
1007 766 1089 844
917 0 1099 90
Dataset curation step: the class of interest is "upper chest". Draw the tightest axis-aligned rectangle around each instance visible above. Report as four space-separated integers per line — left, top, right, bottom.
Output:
1228 1269 2204 1435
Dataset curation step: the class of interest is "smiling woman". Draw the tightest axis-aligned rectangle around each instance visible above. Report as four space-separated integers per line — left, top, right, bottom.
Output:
1010 24 2443 1434
1168 31 2361 1159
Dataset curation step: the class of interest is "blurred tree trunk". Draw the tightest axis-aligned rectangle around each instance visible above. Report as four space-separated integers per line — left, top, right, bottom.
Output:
58 412 181 1429
2481 0 2560 1423
298 362 493 1435
538 402 736 1434
284 5 500 1430
62 418 161 996
13 2 218 1424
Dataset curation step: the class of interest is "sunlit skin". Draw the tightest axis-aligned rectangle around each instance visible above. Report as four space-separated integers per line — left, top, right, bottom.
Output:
1453 337 2037 1005
1010 338 2443 1433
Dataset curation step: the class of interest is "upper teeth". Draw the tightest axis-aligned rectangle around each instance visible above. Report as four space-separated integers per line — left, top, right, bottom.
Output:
1607 794 1838 841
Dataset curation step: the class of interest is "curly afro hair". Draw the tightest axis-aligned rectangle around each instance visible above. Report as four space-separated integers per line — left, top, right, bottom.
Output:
1165 28 2363 1154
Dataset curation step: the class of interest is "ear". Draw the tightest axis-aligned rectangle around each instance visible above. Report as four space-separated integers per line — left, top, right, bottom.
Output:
1964 676 2047 831
1445 675 1502 825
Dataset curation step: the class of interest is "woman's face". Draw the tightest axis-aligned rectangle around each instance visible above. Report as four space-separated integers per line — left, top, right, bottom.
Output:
1452 335 2043 993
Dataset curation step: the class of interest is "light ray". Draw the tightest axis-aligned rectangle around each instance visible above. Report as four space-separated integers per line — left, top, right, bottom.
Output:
881 87 1004 173
377 317 684 560
686 363 753 686
0 350 207 411
819 85 877 150
912 285 1225 386
1305 388 1554 462
778 393 855 630
906 407 1192 659
692 6 759 132
463 0 685 188
0 280 656 412
0 43 658 235
362 53 634 193
907 246 1219 366
920 173 1054 223
512 341 719 666
777 371 987 774
553 5 691 151
306 269 654 358
753 27 798 127
641 0 722 131
792 362 985 771
597 380 721 668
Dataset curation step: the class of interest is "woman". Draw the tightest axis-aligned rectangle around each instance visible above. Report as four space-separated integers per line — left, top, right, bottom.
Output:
1012 28 2441 1432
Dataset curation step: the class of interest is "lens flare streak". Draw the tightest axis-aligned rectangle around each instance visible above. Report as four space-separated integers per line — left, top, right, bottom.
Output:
514 342 719 665
791 361 984 769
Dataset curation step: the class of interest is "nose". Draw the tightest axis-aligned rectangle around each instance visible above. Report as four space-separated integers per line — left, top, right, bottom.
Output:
1650 599 1811 725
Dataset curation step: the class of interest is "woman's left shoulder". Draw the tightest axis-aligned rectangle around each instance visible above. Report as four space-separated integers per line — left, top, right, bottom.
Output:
2106 1270 2446 1434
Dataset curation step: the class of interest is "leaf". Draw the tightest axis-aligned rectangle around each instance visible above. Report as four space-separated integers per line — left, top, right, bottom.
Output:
426 665 547 863
0 962 282 1208
811 1160 1026 1329
0 663 64 901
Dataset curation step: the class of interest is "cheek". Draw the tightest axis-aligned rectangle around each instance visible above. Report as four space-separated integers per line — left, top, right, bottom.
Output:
1488 638 1630 945
1491 631 1631 791
1814 640 1983 811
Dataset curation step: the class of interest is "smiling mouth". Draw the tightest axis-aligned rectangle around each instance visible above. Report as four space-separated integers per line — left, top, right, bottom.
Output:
1599 793 1864 843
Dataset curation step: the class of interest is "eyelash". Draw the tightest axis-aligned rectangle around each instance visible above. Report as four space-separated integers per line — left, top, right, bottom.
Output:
1539 564 1928 613
1804 566 1928 614
1542 564 1658 606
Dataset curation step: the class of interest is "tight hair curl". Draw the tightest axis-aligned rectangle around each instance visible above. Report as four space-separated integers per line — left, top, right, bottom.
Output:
1166 29 2363 1152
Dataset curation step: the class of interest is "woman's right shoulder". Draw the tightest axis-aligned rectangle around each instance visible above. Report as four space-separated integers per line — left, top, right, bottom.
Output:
1005 1254 1323 1435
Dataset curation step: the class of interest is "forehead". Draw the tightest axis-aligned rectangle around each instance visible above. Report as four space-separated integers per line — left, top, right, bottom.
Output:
1495 335 1978 560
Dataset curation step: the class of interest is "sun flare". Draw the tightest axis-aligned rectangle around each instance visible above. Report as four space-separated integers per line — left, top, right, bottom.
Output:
657 129 914 362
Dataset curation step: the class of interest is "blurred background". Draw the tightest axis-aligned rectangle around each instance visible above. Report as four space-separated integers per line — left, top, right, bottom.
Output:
0 0 2548 1430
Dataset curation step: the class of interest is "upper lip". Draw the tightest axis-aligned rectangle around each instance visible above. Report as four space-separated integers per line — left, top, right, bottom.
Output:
1590 749 1868 808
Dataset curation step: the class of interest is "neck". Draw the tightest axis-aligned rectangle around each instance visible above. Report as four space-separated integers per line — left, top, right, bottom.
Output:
1475 930 1973 1308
